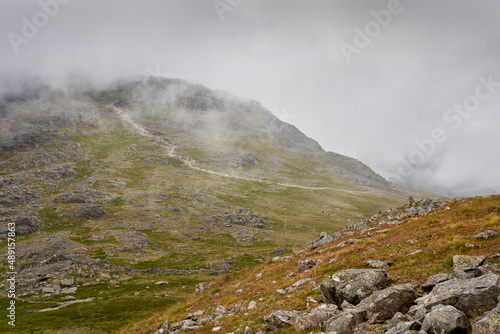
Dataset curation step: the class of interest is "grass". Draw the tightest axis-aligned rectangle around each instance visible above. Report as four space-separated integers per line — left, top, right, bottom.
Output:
121 195 500 334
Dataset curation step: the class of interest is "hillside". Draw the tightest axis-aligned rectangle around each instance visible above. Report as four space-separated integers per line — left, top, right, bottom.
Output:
0 77 430 333
131 195 500 334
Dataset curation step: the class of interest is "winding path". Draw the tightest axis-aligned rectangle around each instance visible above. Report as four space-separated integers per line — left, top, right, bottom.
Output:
110 104 342 191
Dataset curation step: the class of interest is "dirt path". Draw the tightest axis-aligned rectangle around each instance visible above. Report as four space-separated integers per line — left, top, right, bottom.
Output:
110 104 351 191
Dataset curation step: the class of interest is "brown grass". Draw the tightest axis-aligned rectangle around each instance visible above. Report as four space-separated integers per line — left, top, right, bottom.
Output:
119 195 500 334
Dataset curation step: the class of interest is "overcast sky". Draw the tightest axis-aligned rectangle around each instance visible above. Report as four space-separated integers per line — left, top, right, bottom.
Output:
1 0 499 196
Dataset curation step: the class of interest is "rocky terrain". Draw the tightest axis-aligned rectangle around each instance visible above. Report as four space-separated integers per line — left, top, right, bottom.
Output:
143 195 500 334
0 78 438 333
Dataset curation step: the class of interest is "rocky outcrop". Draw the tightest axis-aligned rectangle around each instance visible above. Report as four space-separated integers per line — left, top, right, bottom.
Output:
356 284 417 323
320 269 392 305
71 204 108 221
306 232 334 250
411 274 500 317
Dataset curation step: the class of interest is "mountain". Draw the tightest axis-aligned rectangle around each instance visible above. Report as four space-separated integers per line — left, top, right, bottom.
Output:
0 77 430 333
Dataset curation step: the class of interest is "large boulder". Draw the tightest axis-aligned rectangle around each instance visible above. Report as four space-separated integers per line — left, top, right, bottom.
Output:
473 302 500 334
263 310 307 331
420 273 449 292
325 309 366 334
320 269 392 305
356 284 418 323
413 274 500 317
71 204 108 221
421 305 471 334
306 232 334 250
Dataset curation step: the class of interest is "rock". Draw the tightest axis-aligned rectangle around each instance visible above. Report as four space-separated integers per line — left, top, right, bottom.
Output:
295 304 339 331
356 284 418 323
60 278 74 287
292 278 313 288
12 213 41 236
42 284 61 294
421 305 471 334
325 309 366 334
61 287 77 294
275 289 287 296
64 296 76 301
264 310 307 331
196 282 209 295
298 258 320 272
212 305 227 319
450 267 471 280
71 204 108 221
421 273 449 292
453 255 485 271
475 263 500 277
414 274 500 317
155 281 169 285
473 302 500 333
248 301 257 311
320 269 392 305
243 326 253 334
367 259 392 269
473 230 499 240
385 320 422 334
306 232 334 250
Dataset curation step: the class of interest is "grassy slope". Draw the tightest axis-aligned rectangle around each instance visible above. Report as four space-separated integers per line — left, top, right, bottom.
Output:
121 195 500 334
0 104 413 333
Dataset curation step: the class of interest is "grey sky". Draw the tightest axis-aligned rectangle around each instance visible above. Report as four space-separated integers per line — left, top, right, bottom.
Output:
1 0 499 196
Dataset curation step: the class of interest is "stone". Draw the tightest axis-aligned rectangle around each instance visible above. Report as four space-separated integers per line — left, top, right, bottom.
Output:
367 259 392 269
60 278 74 287
61 287 77 294
320 269 392 305
473 302 500 333
295 304 338 331
385 320 422 334
450 267 471 280
275 289 287 296
453 255 485 271
248 301 257 311
421 273 449 292
243 326 253 334
473 230 500 240
356 284 418 323
71 204 108 221
196 282 209 295
414 274 500 317
306 232 334 250
325 309 366 334
298 258 320 272
155 281 169 285
264 310 307 331
212 305 227 319
421 305 471 334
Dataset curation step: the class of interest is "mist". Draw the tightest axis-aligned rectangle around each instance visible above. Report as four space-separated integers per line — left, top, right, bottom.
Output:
1 0 499 197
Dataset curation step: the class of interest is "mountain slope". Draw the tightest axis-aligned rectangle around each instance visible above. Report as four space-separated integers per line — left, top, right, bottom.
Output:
0 77 430 333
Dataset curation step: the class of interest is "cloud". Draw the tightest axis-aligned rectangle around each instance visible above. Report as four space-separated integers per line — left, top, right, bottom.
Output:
1 0 499 196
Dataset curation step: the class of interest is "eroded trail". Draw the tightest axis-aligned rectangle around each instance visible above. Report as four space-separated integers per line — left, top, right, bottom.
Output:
110 104 340 191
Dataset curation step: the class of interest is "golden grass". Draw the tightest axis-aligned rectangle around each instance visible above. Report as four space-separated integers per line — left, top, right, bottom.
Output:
123 195 500 334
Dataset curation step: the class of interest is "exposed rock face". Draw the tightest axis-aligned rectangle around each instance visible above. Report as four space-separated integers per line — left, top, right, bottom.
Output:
421 273 449 292
356 284 418 323
71 204 108 221
320 269 392 305
421 305 471 334
473 302 500 333
264 310 307 331
215 209 270 229
325 309 366 334
297 258 320 273
412 274 500 317
306 232 334 250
